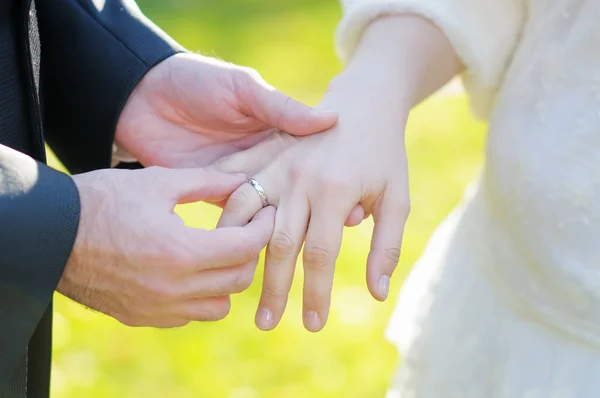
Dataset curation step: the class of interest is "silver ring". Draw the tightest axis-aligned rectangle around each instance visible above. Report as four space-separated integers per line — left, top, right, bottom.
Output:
247 178 269 208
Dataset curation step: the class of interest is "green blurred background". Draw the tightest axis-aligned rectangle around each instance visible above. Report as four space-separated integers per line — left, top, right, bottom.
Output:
47 1 486 397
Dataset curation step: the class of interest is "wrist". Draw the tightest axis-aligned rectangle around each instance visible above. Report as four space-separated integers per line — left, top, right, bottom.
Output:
339 14 462 107
331 16 431 110
325 63 413 125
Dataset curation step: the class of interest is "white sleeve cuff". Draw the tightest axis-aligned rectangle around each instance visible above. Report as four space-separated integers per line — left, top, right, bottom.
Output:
335 0 525 118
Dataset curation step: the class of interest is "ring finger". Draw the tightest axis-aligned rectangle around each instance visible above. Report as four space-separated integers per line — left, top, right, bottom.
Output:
217 177 273 228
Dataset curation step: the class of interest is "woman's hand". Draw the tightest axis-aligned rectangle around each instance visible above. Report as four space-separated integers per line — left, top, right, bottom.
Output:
216 66 412 332
214 15 462 332
208 130 369 222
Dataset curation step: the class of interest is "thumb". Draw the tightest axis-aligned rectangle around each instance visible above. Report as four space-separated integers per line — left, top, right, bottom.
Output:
239 70 338 136
149 167 247 205
207 131 296 176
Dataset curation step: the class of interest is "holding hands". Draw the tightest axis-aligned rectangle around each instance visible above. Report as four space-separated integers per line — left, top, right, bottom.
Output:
85 17 449 331
61 53 341 328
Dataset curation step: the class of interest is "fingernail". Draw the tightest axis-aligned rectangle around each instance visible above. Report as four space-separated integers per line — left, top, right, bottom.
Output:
378 275 390 300
256 308 273 330
303 310 322 332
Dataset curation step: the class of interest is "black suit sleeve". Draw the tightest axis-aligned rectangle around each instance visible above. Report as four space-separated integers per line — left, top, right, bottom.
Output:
0 144 79 378
36 0 184 174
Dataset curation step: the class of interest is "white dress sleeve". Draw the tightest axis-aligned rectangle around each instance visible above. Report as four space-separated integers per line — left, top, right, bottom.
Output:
335 0 526 118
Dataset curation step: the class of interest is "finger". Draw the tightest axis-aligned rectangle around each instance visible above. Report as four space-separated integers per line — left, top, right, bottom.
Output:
240 71 338 135
170 296 232 322
217 180 267 228
150 167 247 205
118 316 190 329
302 201 350 332
344 204 366 227
256 195 309 331
207 131 296 177
206 198 230 209
184 206 276 271
366 192 410 301
152 318 190 328
180 261 258 298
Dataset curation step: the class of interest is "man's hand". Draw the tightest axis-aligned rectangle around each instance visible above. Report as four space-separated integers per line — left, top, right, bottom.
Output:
115 53 338 168
58 167 275 328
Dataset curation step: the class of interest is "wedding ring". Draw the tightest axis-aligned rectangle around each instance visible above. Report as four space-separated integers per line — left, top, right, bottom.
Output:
247 178 269 208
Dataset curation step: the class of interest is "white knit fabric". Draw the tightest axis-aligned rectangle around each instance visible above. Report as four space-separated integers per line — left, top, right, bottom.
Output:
336 0 524 118
337 1 600 396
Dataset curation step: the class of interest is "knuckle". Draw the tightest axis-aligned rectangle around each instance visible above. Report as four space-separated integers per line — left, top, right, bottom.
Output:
238 66 262 82
172 249 198 272
208 282 231 298
268 231 296 258
232 67 264 99
212 264 254 296
156 242 196 271
262 284 290 300
382 247 402 266
232 269 255 293
147 280 179 303
303 245 332 270
202 301 232 322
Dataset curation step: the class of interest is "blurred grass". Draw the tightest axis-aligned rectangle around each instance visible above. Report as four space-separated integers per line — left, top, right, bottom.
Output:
47 1 486 397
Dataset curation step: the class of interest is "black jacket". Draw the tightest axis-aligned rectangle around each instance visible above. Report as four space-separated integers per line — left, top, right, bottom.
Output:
0 0 182 395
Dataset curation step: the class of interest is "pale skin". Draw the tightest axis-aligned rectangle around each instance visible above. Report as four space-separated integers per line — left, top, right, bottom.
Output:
61 168 274 327
57 54 346 327
213 15 463 332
